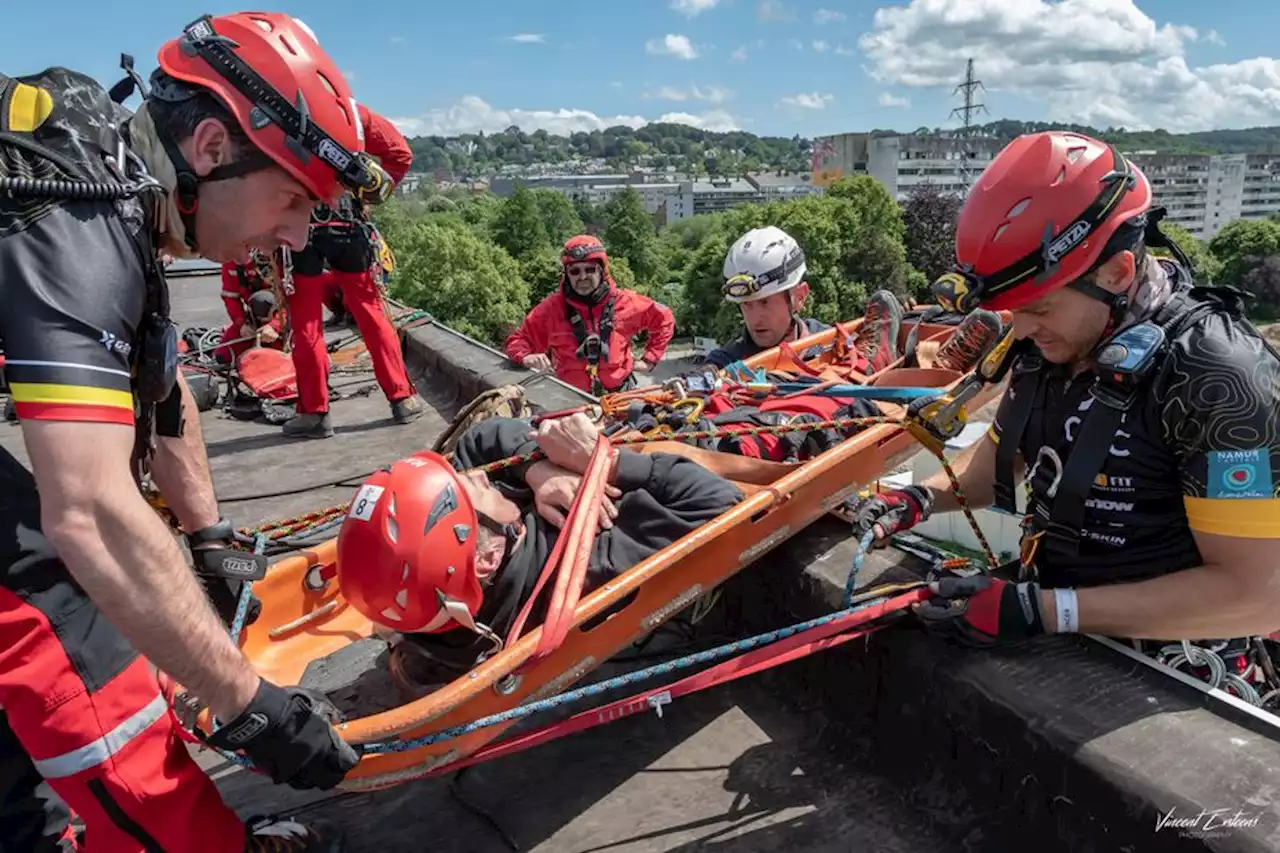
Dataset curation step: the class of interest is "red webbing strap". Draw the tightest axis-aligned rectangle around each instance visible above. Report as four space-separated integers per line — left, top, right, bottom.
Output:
504 433 613 656
425 586 930 777
778 340 823 376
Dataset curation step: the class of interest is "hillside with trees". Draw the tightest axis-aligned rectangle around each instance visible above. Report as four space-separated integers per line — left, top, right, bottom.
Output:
405 123 813 178
404 118 1280 181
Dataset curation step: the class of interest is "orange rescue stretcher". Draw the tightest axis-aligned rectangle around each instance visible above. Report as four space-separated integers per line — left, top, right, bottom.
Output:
201 311 1013 791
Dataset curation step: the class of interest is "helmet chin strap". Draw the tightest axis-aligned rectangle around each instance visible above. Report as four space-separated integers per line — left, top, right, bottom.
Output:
156 133 275 252
1068 277 1132 356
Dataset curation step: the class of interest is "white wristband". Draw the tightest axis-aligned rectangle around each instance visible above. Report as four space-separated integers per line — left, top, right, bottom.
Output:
1053 588 1080 634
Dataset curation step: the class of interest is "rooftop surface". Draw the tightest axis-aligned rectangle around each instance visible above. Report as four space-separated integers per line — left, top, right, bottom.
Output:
0 270 971 853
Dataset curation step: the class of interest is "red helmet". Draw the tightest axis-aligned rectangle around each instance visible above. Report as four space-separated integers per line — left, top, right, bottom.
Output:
933 131 1152 313
336 452 484 634
156 13 375 204
561 235 610 276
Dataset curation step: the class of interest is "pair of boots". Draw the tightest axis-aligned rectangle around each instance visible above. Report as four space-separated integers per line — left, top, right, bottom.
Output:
854 290 1003 376
282 393 427 439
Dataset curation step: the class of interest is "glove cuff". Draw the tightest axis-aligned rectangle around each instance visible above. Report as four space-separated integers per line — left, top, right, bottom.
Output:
206 678 277 750
187 517 234 548
901 485 936 522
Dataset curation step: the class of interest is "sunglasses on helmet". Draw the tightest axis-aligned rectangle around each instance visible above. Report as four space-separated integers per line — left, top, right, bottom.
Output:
721 246 805 299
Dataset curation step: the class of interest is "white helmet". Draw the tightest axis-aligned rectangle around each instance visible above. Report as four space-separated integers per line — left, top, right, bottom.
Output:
722 226 807 303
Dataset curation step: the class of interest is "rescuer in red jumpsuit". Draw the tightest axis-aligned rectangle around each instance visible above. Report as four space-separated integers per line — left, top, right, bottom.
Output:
281 102 424 439
504 235 676 395
214 256 286 363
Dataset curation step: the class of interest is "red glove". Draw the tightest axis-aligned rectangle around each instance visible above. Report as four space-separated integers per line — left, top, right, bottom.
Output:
914 574 1046 649
848 485 934 541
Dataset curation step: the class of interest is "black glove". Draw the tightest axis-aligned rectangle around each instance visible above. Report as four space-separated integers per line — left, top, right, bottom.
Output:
186 518 267 627
848 484 935 543
914 573 1045 649
206 680 361 790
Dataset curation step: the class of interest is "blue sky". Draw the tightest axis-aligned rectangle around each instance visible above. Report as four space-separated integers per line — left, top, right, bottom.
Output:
4 1 1279 140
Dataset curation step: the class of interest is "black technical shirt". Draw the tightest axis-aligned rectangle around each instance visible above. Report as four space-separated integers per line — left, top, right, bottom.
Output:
991 295 1280 589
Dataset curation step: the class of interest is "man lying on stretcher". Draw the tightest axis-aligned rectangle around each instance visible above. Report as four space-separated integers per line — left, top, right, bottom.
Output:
335 412 745 697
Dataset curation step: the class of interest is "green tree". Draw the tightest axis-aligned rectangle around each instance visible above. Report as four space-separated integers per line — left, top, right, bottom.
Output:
1209 219 1280 288
573 195 606 233
1209 219 1280 313
1153 221 1220 283
521 246 564 304
490 185 549 260
389 220 530 345
603 187 662 284
900 182 963 285
530 189 584 245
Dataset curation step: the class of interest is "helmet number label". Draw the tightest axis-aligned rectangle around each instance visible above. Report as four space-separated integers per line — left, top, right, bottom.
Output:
349 484 385 522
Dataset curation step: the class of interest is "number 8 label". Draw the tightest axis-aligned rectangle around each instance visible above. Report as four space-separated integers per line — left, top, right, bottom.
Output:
348 484 385 522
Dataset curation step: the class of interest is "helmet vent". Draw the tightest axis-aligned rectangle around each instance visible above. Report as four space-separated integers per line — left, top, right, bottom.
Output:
1006 198 1031 218
278 34 299 57
249 17 273 33
316 71 338 99
380 607 401 623
993 223 1010 242
1066 145 1087 164
385 516 399 543
401 562 411 583
394 589 410 609
1051 166 1067 187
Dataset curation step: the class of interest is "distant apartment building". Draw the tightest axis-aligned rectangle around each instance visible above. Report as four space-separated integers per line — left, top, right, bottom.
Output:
812 130 1280 242
811 132 1003 200
1124 151 1280 240
488 169 818 226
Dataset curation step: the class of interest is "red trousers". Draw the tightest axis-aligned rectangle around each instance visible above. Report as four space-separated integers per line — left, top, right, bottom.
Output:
286 269 415 414
0 452 243 853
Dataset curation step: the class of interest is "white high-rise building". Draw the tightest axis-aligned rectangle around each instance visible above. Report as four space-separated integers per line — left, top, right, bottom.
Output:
813 130 1280 242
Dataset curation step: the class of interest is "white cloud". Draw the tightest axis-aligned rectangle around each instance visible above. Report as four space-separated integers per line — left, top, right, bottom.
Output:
814 9 847 24
812 40 829 53
781 92 834 109
508 33 547 44
671 0 720 17
878 92 911 108
390 95 740 136
789 38 805 51
646 34 700 60
643 85 733 104
731 45 749 61
758 1 794 23
859 0 1280 132
834 45 855 56
1205 29 1226 47
610 81 624 89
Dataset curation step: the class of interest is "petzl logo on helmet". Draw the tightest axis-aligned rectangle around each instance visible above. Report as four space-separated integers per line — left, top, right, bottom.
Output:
317 139 353 172
1045 220 1092 266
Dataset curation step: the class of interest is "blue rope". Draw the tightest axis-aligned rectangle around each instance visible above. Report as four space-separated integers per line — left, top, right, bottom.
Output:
844 530 877 608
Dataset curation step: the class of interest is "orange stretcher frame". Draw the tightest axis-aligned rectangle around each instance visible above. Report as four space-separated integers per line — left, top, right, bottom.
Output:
234 313 1009 791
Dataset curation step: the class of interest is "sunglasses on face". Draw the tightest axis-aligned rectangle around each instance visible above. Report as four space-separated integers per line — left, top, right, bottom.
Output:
567 264 599 277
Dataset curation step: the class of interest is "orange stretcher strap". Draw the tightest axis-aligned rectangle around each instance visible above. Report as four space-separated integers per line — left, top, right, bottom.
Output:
504 432 614 663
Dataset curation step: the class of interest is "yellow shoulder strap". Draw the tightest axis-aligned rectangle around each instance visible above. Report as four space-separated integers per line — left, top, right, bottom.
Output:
3 81 54 133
